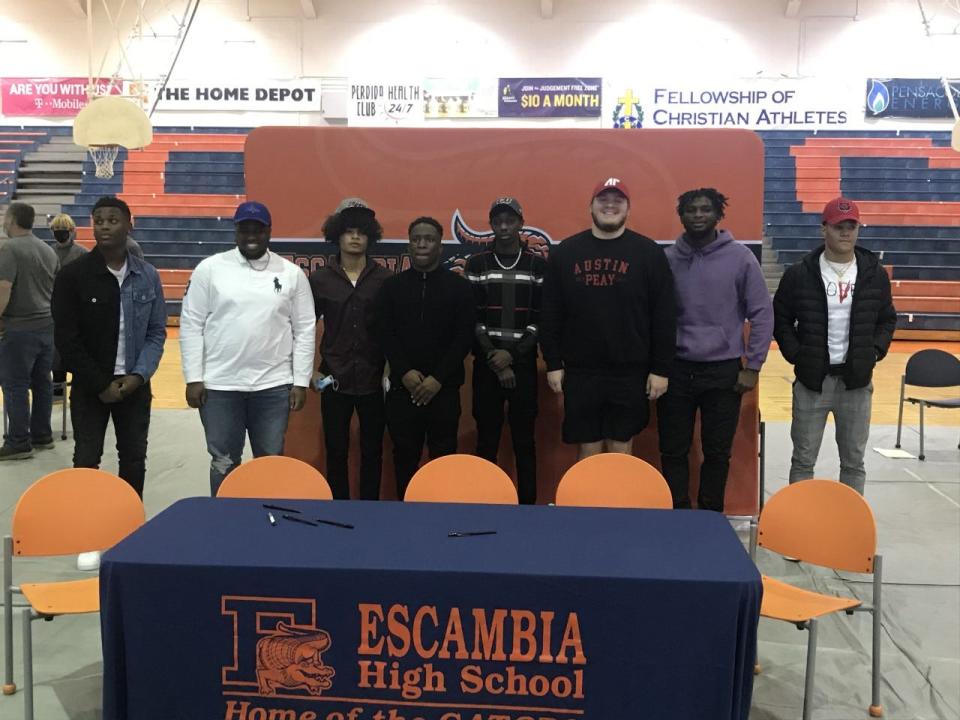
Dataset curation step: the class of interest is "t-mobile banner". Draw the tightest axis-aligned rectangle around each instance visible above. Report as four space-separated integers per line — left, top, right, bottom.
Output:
0 77 121 116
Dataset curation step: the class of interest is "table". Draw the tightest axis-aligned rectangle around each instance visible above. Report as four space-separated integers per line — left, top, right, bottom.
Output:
101 498 761 720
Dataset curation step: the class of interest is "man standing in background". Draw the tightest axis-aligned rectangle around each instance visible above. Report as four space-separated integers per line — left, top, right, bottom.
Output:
658 188 773 512
0 202 58 459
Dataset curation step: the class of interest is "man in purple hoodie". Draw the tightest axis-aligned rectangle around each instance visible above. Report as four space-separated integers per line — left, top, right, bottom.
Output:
657 188 773 512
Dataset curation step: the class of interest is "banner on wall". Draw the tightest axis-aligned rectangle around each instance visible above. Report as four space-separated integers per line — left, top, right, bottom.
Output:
0 77 121 116
865 78 960 119
424 77 498 118
498 77 602 118
347 79 424 126
603 80 855 129
150 79 321 112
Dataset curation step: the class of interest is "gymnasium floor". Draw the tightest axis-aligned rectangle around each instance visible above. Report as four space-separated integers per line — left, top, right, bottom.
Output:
0 340 957 719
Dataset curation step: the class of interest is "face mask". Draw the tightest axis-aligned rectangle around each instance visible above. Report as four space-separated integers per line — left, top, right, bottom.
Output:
53 230 71 243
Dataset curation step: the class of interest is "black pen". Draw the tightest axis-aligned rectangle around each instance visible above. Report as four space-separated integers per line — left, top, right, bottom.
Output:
282 513 318 527
313 518 354 530
263 503 301 514
448 530 497 538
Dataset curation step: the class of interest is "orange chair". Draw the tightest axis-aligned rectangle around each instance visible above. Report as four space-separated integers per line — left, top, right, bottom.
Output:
404 455 519 504
216 456 333 500
2 469 145 720
753 479 883 719
555 453 672 509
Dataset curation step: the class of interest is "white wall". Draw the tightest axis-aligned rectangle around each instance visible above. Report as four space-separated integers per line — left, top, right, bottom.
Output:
0 0 957 127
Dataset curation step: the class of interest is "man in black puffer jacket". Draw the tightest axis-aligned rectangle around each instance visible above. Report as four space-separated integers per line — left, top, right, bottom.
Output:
774 198 897 494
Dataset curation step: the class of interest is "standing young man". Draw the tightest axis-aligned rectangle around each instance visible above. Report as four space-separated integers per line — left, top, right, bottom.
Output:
179 201 316 495
376 217 475 499
0 202 59 459
49 213 88 267
540 178 676 459
464 197 546 504
657 188 773 511
774 197 897 494
310 198 391 500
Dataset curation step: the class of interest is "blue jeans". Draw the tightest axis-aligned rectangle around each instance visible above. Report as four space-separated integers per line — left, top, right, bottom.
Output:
199 385 292 495
0 328 54 450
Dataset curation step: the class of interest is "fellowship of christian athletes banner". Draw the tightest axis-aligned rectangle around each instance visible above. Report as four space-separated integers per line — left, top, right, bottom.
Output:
0 77 121 116
865 78 960 119
498 77 602 118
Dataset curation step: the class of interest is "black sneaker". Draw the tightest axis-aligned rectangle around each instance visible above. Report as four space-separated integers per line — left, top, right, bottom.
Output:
0 445 34 460
32 437 55 450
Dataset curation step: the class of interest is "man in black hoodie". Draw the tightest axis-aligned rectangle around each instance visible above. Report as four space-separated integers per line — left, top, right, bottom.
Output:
540 178 676 459
774 197 896 495
376 217 475 498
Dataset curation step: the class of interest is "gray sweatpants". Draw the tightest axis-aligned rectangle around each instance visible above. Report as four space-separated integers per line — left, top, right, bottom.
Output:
788 376 872 495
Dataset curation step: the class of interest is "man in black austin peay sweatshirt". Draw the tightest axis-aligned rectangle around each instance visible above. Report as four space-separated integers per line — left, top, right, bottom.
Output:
376 217 475 498
540 178 676 458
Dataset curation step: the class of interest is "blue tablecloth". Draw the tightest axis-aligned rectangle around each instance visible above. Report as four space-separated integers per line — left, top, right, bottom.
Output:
101 498 760 720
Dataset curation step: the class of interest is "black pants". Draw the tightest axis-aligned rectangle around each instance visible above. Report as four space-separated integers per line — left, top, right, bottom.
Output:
320 388 385 500
657 359 742 512
385 385 461 500
70 380 152 497
472 360 538 504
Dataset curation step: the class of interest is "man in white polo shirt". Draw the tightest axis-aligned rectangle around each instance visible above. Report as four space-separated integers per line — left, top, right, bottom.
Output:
179 201 316 495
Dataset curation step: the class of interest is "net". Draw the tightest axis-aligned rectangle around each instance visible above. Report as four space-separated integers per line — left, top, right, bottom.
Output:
88 144 120 179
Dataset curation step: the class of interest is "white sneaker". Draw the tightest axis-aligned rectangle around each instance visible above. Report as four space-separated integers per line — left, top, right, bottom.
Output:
77 551 102 571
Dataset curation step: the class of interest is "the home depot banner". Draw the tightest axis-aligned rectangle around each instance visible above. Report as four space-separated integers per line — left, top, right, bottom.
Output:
150 79 322 112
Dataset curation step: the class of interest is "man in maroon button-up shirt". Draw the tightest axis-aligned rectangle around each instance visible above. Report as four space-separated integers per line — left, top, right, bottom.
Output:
309 198 392 500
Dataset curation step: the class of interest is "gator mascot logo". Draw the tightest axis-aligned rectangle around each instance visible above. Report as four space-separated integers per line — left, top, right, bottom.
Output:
446 208 554 271
255 623 335 696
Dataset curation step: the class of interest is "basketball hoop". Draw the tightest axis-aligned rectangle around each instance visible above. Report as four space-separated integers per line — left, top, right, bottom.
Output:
73 96 152 179
88 144 121 178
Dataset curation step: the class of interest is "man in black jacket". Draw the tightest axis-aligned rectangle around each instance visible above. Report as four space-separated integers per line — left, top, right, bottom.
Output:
376 217 475 498
774 198 897 494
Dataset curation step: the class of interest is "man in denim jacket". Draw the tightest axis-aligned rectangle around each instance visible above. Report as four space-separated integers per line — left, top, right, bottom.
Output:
52 196 167 499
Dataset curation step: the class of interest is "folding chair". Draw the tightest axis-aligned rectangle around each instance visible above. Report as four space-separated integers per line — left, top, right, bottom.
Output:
555 453 672 508
216 455 333 500
895 348 960 460
3 468 144 720
404 455 519 504
752 479 883 719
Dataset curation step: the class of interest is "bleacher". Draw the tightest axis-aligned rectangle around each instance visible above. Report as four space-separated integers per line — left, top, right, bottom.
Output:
761 130 960 339
3 126 959 337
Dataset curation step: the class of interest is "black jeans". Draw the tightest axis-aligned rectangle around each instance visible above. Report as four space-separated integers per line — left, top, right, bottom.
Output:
657 359 742 512
472 359 538 504
70 379 152 497
320 388 385 500
385 385 461 500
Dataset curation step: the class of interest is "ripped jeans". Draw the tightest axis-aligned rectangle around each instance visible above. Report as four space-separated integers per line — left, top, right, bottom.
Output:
199 384 292 496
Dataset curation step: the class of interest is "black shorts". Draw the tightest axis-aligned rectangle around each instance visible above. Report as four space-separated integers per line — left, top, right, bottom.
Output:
562 371 650 444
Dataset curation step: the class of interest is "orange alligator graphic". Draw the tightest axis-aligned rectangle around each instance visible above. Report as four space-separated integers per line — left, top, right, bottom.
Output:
255 622 336 696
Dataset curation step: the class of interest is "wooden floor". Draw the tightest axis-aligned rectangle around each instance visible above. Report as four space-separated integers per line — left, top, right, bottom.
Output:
149 333 960 425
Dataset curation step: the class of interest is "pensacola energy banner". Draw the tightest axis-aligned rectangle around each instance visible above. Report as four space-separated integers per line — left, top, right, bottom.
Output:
150 79 322 112
0 77 121 116
865 78 960 119
498 77 602 118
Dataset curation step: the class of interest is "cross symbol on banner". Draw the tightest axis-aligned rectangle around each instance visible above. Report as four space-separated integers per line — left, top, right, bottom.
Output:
618 89 638 108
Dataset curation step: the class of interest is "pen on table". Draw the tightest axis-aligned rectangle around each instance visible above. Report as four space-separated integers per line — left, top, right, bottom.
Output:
282 513 318 527
313 518 354 530
267 512 277 526
263 503 301 514
448 530 497 538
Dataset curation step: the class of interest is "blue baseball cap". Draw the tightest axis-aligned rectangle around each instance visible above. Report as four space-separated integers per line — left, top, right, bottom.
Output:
233 201 272 226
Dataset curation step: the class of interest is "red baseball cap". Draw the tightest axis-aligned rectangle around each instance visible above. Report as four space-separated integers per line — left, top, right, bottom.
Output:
591 177 630 203
822 197 860 225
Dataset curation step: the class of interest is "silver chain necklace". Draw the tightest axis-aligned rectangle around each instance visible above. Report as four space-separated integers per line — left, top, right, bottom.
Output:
494 250 522 270
244 250 271 272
